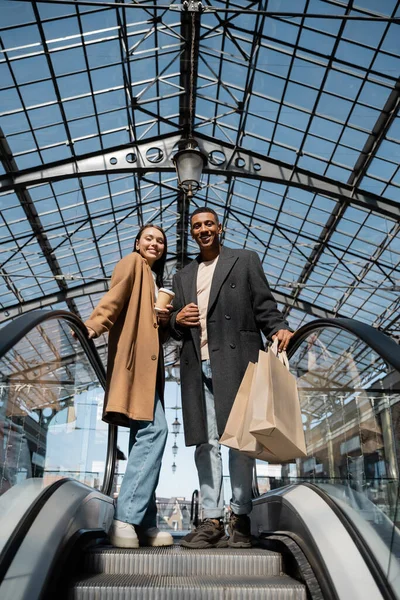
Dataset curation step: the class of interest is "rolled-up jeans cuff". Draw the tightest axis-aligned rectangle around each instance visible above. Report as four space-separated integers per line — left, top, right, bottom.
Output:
230 500 252 515
203 508 224 519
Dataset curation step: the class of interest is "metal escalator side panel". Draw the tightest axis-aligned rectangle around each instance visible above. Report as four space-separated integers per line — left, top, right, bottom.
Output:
0 478 69 583
252 484 386 600
304 482 400 600
0 479 114 600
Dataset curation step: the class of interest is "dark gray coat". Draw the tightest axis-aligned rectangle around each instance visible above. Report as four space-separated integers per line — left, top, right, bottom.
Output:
170 246 291 447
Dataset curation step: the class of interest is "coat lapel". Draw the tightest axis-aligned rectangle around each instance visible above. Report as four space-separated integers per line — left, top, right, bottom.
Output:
180 257 199 305
179 258 201 358
208 246 238 314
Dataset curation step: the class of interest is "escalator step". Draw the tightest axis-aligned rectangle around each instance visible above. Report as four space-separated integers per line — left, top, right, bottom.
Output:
71 574 306 599
83 546 281 577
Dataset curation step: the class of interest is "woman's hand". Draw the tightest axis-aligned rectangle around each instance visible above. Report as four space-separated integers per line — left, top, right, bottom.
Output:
70 326 96 340
157 304 173 327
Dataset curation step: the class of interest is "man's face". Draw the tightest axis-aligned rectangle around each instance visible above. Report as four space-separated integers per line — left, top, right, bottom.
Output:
191 212 222 251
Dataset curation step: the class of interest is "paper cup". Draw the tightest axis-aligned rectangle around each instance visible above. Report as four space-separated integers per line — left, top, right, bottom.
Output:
155 288 175 311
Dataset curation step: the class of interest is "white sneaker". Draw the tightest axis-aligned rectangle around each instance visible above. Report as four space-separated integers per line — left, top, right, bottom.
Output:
109 519 139 548
136 527 173 547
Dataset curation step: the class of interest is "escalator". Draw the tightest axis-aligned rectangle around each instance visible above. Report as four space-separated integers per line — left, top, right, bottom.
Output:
0 310 399 599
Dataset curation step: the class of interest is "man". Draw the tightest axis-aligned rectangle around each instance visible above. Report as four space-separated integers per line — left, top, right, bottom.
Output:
170 207 293 549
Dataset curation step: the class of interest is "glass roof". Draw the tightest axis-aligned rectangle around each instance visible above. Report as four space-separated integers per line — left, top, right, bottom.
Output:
0 0 399 353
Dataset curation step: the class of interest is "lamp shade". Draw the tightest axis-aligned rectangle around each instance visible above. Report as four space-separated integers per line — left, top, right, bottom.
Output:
172 146 207 195
172 417 181 435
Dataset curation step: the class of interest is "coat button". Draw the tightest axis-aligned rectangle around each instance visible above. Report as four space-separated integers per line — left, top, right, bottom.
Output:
225 315 231 320
230 343 236 349
151 355 157 360
230 283 236 288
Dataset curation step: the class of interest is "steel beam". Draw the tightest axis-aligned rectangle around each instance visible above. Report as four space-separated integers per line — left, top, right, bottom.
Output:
0 280 110 323
0 275 342 323
282 73 400 319
7 0 400 20
1 132 399 221
348 78 400 188
0 128 80 316
175 8 201 269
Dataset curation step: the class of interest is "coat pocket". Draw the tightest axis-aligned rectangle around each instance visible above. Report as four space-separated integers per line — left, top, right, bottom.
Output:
126 340 136 371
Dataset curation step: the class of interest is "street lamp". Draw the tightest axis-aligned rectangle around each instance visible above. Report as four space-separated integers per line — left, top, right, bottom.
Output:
172 417 181 435
172 441 178 457
172 462 177 474
172 139 207 198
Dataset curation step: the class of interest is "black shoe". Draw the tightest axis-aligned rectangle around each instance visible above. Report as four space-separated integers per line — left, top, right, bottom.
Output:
227 513 252 548
181 519 228 549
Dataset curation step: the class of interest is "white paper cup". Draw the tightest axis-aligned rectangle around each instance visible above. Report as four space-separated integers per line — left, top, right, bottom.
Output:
155 288 175 311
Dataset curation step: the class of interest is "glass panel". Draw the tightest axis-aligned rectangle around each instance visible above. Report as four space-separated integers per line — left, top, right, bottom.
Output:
0 319 106 495
286 326 400 582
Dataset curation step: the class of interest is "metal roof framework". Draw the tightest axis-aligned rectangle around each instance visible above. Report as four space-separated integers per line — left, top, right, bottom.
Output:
0 0 399 363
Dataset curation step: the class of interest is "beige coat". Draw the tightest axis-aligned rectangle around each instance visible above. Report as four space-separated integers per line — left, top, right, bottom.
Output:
85 252 164 426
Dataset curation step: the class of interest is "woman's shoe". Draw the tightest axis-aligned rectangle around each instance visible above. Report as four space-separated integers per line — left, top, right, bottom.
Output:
109 519 139 548
136 526 173 547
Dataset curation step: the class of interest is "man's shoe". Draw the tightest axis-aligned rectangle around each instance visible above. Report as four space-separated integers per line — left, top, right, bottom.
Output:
181 519 228 549
136 526 173 547
109 519 139 548
227 513 252 548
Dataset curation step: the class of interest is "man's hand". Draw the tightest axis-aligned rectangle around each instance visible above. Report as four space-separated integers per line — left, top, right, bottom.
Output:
176 303 200 328
157 304 173 326
272 329 293 352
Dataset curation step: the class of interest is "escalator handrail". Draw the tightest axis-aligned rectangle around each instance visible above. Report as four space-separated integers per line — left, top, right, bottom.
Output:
251 317 399 500
0 478 70 585
302 482 398 600
0 309 117 496
286 316 400 371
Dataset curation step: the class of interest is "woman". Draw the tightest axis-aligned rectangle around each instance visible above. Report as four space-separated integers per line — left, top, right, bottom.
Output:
84 224 173 548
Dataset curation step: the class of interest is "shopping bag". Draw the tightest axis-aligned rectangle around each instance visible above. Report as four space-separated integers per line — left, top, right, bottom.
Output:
249 342 307 461
220 362 277 461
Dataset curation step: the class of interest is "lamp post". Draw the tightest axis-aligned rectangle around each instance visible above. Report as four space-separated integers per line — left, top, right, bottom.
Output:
172 417 181 435
172 139 207 198
172 441 178 457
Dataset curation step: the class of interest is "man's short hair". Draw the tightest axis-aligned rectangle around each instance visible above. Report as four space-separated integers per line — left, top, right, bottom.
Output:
190 206 220 224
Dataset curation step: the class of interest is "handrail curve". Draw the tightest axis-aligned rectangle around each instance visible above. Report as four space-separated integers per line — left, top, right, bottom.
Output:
0 309 116 496
287 317 400 371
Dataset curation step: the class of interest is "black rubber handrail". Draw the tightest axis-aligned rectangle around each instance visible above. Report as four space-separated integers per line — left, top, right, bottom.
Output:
286 316 400 371
0 309 117 496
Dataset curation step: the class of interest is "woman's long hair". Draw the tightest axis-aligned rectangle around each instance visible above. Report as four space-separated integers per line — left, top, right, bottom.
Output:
134 224 167 288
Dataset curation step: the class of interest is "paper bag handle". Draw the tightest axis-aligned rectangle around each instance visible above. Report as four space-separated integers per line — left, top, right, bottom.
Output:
270 338 290 370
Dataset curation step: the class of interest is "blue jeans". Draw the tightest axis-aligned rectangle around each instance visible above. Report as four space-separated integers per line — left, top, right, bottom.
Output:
115 393 168 528
195 360 255 519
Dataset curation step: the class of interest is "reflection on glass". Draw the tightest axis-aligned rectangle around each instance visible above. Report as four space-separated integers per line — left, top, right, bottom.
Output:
0 319 106 495
290 329 399 515
286 326 400 581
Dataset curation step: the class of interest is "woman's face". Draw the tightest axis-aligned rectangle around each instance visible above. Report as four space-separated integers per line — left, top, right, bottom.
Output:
135 227 165 267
